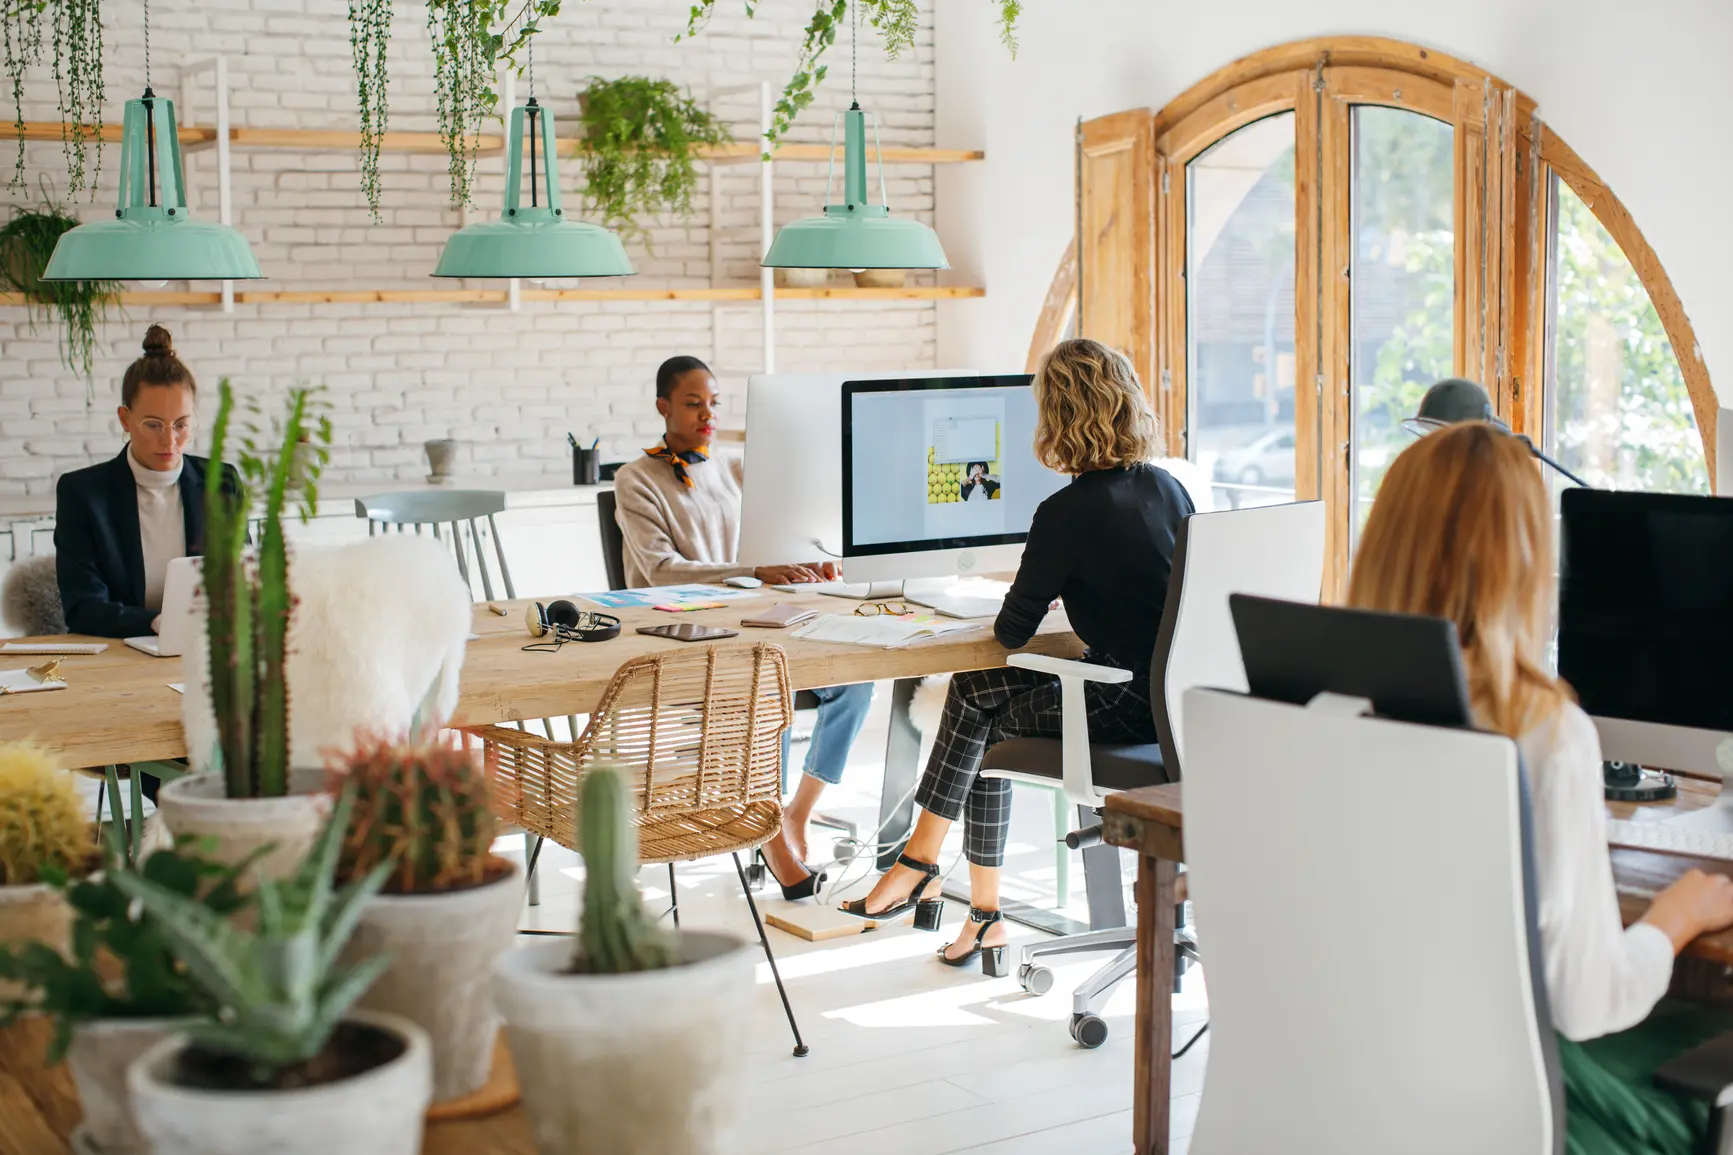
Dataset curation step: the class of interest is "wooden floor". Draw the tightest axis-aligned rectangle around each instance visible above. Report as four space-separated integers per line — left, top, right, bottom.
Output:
511 691 1210 1155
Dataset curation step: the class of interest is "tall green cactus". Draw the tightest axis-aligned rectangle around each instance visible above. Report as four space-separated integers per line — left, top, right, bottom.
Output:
572 767 677 975
203 381 332 798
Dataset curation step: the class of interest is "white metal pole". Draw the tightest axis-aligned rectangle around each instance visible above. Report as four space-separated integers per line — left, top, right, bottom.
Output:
759 80 774 373
503 67 520 313
216 57 234 312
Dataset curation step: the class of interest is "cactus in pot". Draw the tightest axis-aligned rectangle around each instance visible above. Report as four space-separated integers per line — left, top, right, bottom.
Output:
331 735 523 1102
571 765 677 975
0 741 97 995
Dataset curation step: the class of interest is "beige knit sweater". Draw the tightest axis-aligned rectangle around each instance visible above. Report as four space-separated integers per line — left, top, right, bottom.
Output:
611 446 752 588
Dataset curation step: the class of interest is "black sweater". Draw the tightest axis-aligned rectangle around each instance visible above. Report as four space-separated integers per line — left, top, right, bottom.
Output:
995 464 1194 668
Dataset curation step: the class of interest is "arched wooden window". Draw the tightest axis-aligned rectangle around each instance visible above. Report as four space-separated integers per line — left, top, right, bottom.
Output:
1039 38 1718 591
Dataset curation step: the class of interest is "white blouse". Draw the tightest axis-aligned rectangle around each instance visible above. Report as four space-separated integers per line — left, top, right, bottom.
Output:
1521 701 1675 1041
127 449 186 613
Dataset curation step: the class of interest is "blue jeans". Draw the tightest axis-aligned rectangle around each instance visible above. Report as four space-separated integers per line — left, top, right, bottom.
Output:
782 682 874 789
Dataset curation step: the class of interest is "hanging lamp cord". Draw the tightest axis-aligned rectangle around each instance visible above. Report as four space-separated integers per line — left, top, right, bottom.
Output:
143 0 151 90
851 0 859 107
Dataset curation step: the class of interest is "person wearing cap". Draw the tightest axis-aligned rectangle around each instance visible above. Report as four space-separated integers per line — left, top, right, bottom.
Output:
1405 377 1590 487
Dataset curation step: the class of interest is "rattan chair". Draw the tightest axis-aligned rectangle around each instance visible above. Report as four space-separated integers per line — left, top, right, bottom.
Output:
470 642 810 1055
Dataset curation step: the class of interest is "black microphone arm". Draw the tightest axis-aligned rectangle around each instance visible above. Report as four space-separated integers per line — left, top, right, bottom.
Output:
1514 434 1594 489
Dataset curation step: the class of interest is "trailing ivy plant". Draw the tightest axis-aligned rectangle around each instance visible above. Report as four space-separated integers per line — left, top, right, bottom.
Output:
0 195 119 397
349 0 392 222
679 1 1020 149
577 76 731 247
1 1 44 190
49 0 101 198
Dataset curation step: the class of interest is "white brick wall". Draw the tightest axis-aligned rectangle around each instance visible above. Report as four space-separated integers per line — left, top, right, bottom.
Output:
0 0 943 494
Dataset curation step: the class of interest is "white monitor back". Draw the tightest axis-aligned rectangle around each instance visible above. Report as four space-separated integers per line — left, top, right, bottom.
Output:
1720 406 1732 495
1156 500 1325 771
739 369 975 568
1183 687 1560 1155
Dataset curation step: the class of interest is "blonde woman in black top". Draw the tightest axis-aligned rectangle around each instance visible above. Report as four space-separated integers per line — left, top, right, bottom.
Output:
841 339 1194 970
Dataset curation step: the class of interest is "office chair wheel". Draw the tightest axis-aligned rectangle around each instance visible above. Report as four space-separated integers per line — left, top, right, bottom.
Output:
1018 963 1055 996
1070 1013 1109 1049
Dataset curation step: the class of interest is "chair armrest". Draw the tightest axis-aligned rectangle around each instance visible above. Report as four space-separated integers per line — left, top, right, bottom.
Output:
1654 1030 1733 1108
1007 653 1133 684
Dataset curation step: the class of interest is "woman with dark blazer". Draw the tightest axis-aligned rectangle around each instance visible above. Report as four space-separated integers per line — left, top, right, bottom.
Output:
840 338 1194 972
55 325 238 639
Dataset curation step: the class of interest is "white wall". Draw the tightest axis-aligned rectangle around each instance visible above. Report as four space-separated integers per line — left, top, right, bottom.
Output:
936 0 1733 407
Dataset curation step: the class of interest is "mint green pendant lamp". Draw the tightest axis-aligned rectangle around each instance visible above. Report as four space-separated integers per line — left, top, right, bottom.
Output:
41 90 262 282
433 97 632 279
762 102 949 271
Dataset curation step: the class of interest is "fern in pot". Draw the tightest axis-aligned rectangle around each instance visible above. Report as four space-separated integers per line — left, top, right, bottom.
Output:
114 786 433 1155
0 198 120 399
330 733 522 1103
158 381 334 882
577 75 731 252
491 766 754 1155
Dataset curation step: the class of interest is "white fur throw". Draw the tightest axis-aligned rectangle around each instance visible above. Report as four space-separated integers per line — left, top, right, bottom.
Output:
181 535 472 772
2 555 66 636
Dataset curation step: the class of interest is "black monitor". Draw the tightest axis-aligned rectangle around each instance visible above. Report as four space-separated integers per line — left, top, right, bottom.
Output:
1557 488 1733 776
1230 595 1474 728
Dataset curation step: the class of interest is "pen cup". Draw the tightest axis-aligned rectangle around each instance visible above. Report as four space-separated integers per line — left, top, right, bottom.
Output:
573 447 600 486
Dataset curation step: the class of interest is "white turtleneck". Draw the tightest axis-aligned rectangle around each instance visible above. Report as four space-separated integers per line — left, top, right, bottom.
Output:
128 448 186 613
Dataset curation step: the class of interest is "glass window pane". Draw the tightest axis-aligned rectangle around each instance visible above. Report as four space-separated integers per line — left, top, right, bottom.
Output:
1350 107 1455 533
1186 113 1297 510
1547 177 1708 494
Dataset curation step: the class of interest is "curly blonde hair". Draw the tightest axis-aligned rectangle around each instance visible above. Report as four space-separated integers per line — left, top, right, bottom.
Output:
1032 339 1160 474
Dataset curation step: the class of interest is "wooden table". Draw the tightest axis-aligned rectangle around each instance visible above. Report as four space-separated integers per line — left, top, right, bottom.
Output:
1101 774 1733 1155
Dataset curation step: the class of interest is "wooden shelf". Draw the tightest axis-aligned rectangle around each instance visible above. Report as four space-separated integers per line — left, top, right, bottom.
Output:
12 122 216 145
0 285 983 307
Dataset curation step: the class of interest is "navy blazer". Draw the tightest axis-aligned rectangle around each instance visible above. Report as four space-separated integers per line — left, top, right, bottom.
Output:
54 447 240 638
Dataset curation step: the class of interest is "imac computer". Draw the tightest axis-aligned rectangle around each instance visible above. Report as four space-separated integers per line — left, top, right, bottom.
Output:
840 375 1069 610
1557 488 1733 829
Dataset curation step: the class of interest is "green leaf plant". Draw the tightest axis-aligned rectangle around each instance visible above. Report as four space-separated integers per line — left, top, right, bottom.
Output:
577 75 731 248
0 190 120 396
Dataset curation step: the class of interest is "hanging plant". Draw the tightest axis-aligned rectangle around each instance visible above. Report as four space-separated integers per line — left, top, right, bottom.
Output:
49 0 101 199
1 1 44 190
680 1 1021 149
425 0 563 209
349 0 392 221
576 76 731 248
0 195 120 399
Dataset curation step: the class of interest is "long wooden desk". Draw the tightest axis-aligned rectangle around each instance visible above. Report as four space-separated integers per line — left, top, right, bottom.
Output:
1101 774 1733 1155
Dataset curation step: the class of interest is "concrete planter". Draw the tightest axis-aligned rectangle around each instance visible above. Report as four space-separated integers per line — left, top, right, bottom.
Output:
155 770 328 883
424 439 458 484
491 932 753 1155
66 1018 182 1155
342 857 524 1102
0 883 71 1001
127 1010 432 1155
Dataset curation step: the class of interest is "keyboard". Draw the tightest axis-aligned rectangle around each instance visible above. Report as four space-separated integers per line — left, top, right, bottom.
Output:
769 582 875 598
1606 818 1733 863
909 592 1006 620
0 642 106 655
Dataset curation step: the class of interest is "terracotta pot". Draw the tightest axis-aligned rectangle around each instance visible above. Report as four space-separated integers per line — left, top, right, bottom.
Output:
342 858 524 1102
67 1018 182 1155
155 770 328 884
127 1010 432 1155
492 931 753 1155
852 268 907 288
0 883 71 1001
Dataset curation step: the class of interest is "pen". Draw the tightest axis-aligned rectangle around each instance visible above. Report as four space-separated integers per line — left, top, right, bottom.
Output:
590 436 599 450
566 432 579 452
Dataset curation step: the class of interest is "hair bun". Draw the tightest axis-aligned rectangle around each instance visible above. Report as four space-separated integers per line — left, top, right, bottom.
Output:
141 324 174 358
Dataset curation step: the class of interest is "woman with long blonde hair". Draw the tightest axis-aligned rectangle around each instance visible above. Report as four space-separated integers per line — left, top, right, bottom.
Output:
1350 422 1733 1152
840 338 1195 970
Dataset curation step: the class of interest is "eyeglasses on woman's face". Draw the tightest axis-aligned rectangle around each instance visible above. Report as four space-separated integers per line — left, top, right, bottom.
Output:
135 417 198 441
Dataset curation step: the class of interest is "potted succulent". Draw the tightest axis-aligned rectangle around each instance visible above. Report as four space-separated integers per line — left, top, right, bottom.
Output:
0 768 260 1155
331 733 522 1103
160 382 335 880
0 740 98 995
492 767 753 1155
113 787 432 1155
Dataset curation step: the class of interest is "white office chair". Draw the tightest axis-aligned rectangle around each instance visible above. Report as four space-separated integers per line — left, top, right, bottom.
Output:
1183 685 1567 1152
981 500 1326 1045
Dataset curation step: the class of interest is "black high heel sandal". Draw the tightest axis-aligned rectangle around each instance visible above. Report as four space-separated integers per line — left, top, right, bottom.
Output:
839 853 945 929
938 908 1009 976
755 850 828 902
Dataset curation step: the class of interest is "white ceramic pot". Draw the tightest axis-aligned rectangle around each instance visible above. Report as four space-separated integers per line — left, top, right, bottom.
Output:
0 883 71 1001
774 266 830 288
342 857 524 1102
126 1010 432 1155
492 931 753 1155
66 1018 181 1155
155 770 328 883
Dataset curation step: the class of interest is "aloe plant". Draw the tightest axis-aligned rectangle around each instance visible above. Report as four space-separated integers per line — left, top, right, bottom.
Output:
107 787 391 1078
203 381 332 799
571 767 677 975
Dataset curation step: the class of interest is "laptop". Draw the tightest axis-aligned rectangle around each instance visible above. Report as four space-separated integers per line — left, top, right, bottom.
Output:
125 556 201 658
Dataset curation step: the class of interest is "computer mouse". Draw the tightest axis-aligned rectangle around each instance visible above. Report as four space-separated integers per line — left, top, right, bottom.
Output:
724 575 763 589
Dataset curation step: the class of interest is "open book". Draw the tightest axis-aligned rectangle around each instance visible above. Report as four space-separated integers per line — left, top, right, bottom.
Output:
791 614 978 649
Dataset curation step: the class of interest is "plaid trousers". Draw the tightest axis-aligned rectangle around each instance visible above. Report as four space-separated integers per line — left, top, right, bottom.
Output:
915 653 1157 867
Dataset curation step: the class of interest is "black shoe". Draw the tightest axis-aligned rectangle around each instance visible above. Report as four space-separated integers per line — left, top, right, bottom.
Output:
757 850 828 902
839 852 944 928
938 907 1009 975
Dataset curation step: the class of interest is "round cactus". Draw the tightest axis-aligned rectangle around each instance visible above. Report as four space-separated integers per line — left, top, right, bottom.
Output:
0 741 92 885
330 735 499 894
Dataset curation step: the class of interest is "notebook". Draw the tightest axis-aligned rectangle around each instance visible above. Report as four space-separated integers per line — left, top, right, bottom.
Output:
0 642 107 655
791 613 978 649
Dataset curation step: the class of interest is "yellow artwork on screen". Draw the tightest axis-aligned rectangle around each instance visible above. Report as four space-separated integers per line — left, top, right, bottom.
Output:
926 425 1002 503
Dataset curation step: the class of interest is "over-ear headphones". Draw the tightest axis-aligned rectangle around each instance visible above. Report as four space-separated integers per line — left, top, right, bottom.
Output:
524 599 621 648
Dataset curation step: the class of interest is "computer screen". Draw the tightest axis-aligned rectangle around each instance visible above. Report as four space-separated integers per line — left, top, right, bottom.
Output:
1558 489 1733 734
841 375 1069 558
